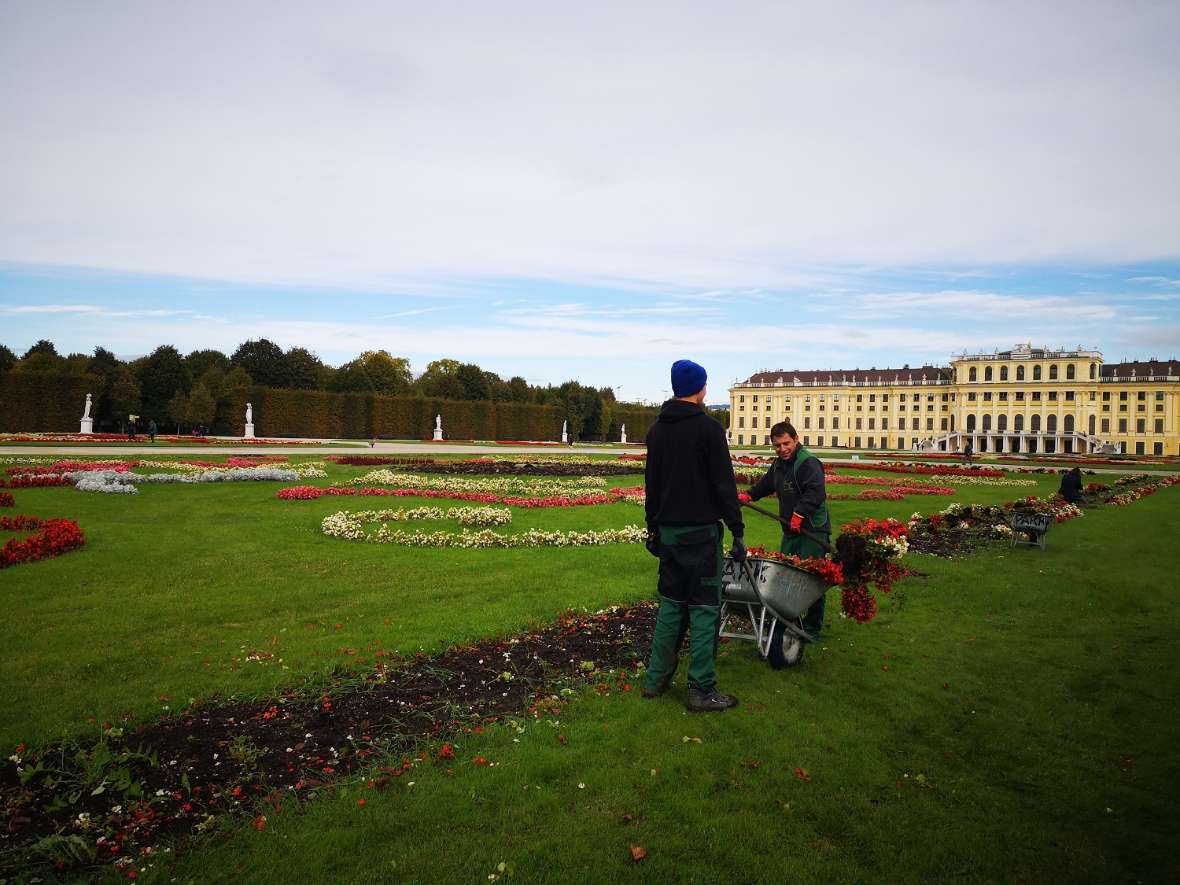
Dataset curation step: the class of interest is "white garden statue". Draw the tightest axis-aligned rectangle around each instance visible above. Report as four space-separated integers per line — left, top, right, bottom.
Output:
244 402 256 439
80 393 94 434
561 420 568 444
432 413 444 441
620 424 627 444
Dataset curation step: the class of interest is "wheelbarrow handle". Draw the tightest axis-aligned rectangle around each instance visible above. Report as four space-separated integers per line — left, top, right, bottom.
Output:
740 500 837 558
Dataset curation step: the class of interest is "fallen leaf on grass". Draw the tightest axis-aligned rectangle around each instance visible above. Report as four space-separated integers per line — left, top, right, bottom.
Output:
681 736 702 744
793 767 811 783
629 845 647 863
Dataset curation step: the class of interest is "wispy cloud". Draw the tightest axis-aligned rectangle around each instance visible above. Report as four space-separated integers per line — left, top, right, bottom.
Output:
1128 276 1180 289
0 303 222 321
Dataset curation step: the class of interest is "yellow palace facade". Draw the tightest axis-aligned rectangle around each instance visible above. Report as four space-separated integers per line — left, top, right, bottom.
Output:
728 344 1180 457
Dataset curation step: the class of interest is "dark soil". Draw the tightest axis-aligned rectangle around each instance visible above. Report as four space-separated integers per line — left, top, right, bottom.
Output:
0 604 656 876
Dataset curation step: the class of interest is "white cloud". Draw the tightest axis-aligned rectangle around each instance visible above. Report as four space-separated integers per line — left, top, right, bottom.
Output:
1128 276 1180 289
2 3 1178 291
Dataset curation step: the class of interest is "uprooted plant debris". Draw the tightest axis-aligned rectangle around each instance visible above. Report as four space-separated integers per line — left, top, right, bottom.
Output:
0 604 656 877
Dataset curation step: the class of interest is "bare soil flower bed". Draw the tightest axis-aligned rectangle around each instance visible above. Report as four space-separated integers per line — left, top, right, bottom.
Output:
0 605 656 876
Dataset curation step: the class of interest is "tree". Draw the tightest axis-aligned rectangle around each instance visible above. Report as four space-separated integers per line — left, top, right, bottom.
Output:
329 360 376 393
186 349 230 380
221 365 253 393
166 389 189 434
285 347 325 390
136 345 191 422
230 339 288 388
185 383 217 429
108 365 142 423
456 362 491 400
22 339 58 360
506 375 531 402
416 359 464 399
356 350 413 396
0 344 16 375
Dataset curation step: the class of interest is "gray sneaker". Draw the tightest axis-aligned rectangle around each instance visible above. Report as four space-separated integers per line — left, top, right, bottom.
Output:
686 688 738 712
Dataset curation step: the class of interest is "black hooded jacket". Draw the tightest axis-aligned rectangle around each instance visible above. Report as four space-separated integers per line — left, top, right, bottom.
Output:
644 399 744 537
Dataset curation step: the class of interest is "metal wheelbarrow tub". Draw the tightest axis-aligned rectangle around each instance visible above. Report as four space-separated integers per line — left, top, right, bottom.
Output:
720 556 828 669
1006 511 1053 550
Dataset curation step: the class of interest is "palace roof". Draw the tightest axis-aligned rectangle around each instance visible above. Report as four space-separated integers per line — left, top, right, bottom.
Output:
742 366 951 385
1101 360 1180 378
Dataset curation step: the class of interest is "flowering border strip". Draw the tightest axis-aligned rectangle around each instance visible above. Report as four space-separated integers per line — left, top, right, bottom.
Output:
321 509 646 548
0 492 14 507
279 485 644 507
0 514 86 568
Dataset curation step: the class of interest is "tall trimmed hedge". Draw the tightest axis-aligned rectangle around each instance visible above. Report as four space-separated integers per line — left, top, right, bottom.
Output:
0 372 94 432
0 374 645 442
209 386 565 440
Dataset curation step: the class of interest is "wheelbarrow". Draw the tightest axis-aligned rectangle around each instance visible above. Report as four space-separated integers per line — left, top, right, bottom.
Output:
720 555 828 669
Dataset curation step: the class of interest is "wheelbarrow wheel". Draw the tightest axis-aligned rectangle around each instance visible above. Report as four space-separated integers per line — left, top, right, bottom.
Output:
768 619 806 669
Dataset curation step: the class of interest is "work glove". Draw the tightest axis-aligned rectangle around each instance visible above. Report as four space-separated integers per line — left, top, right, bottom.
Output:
645 527 660 558
729 534 748 563
737 491 752 504
789 512 804 534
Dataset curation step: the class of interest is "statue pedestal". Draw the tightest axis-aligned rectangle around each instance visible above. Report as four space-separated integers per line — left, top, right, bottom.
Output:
561 431 568 443
244 423 256 439
79 418 93 435
432 429 444 441
620 432 628 444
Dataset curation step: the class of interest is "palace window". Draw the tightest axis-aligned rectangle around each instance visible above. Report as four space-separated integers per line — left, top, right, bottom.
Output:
1119 418 1127 433
1014 415 1024 432
911 417 919 430
1064 415 1074 432
1120 404 1127 412
1048 391 1058 401
1138 391 1146 401
1000 366 1008 381
1156 419 1164 433
1089 363 1096 379
969 367 977 382
967 392 976 402
752 403 758 412
982 414 992 431
927 418 934 430
1015 391 1025 401
998 415 1008 431
1046 415 1057 432
856 418 862 430
1032 392 1041 401
1137 419 1146 433
737 434 744 444
1017 365 1025 381
940 418 948 430
1065 391 1075 401
999 392 1008 401
1049 365 1059 380
913 393 919 401
966 414 976 431
833 417 840 429
1120 392 1128 401
1103 392 1110 401
1031 415 1041 432
804 417 811 429
1034 365 1042 380
882 418 889 430
1101 418 1110 433
738 395 745 402
868 418 875 430
984 367 993 381
818 417 825 429
856 395 862 402
765 417 771 428
1157 391 1165 401
738 417 745 428
983 392 993 402
1066 364 1076 380
869 394 875 402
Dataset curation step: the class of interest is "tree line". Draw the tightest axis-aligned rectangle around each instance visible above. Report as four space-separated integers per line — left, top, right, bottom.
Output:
0 339 643 439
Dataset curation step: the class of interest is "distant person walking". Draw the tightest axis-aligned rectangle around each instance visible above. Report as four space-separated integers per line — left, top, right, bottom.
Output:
963 439 974 463
642 359 745 712
127 416 137 441
148 419 157 443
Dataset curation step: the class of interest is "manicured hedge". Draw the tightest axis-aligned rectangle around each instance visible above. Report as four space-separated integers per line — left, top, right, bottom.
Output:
0 372 94 432
210 386 567 440
0 374 652 442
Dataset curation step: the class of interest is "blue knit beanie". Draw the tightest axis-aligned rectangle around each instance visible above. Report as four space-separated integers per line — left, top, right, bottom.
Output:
671 359 707 397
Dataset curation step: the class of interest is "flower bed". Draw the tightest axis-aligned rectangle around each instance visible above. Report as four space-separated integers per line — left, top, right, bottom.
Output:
2 474 73 488
73 467 302 494
0 492 13 507
351 470 610 497
321 509 646 548
279 485 644 507
0 514 86 568
746 545 845 585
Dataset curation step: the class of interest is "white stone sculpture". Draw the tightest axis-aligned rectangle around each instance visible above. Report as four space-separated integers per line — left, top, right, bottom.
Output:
561 420 568 444
620 424 628 444
80 393 94 434
432 414 444 441
244 402 256 439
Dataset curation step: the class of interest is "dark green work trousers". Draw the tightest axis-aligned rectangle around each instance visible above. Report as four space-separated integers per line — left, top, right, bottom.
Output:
642 523 724 694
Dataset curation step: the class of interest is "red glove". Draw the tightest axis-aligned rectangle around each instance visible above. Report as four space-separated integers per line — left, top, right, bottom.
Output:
789 512 804 534
737 491 752 504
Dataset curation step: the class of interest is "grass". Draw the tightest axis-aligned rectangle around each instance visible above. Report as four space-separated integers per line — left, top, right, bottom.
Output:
2 457 1177 882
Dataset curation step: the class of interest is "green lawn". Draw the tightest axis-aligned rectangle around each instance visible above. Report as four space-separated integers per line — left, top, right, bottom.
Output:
2 458 1177 882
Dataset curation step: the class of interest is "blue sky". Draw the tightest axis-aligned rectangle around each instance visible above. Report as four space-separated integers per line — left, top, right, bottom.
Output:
2 3 1178 402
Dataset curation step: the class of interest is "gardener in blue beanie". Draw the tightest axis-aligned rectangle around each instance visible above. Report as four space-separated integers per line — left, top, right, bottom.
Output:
642 359 746 712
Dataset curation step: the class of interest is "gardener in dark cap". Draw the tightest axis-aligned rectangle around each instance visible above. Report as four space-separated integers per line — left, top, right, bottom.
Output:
738 421 831 640
642 359 746 712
